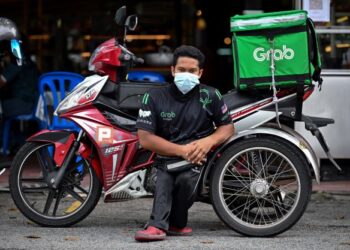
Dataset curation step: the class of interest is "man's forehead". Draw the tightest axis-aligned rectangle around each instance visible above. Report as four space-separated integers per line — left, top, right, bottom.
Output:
175 56 199 67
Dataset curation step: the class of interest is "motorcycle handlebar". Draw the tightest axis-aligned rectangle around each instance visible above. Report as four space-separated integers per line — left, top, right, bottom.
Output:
135 57 144 64
120 53 144 65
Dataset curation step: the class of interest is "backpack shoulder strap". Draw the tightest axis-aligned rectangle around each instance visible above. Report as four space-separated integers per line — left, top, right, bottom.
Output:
307 18 323 87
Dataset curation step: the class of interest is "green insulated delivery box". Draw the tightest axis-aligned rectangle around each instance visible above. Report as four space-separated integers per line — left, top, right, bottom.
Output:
231 10 321 91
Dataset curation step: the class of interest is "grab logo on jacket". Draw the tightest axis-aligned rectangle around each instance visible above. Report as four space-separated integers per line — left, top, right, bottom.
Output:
253 45 295 62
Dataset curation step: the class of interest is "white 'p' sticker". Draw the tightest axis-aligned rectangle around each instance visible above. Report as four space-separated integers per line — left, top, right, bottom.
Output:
97 127 113 144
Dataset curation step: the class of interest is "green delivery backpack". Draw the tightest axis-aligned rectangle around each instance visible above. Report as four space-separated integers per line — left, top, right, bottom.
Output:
231 10 322 91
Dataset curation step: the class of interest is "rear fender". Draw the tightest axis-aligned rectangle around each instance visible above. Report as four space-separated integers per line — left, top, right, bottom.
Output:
27 130 103 183
204 125 320 184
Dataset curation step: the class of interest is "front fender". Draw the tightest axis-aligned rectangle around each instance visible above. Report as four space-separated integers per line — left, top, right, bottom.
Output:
27 130 76 167
27 130 103 183
206 125 320 183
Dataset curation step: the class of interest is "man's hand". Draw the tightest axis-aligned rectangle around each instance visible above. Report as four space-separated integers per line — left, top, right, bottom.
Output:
185 124 235 165
179 143 197 161
186 137 214 165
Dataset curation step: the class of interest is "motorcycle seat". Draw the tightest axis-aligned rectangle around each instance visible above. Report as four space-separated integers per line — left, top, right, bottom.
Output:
223 89 270 111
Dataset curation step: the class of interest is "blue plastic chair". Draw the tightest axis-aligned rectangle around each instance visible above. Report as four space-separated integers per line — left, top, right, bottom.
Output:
1 104 40 155
38 71 84 130
128 71 166 83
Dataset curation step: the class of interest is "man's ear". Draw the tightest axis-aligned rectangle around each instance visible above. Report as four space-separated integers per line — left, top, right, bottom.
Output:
171 66 175 77
198 69 203 78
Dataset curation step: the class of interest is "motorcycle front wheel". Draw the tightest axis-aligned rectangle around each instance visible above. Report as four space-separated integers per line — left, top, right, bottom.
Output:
210 137 311 237
9 142 102 227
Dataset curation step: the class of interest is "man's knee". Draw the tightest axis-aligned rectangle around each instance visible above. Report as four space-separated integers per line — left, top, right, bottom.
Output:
156 167 174 189
175 169 199 190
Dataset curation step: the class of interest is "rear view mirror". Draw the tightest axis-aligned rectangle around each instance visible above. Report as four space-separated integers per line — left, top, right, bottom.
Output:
115 6 126 26
125 15 138 31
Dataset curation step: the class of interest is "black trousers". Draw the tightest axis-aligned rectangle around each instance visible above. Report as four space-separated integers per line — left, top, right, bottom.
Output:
148 166 200 231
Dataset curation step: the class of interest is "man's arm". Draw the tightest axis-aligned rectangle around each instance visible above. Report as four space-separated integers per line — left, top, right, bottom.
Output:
138 129 196 160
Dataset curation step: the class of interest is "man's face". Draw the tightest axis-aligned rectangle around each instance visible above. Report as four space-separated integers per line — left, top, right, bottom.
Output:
171 56 203 78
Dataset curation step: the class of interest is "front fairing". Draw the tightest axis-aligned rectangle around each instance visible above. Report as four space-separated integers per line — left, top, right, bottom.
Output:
55 75 109 115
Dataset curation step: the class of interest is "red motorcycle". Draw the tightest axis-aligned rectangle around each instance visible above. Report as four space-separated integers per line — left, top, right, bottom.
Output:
9 7 340 236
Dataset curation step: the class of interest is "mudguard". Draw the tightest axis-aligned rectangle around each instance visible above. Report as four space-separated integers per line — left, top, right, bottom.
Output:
27 130 103 182
27 130 76 167
205 124 320 183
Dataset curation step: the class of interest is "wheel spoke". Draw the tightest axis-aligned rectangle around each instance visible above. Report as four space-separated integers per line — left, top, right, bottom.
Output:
261 151 278 179
36 151 49 176
270 180 298 193
223 186 250 201
64 176 89 195
52 189 64 216
234 157 259 179
270 168 295 183
222 179 249 190
268 159 286 185
226 167 251 189
43 190 55 215
64 187 85 203
241 195 255 221
73 183 89 195
266 194 283 220
230 195 254 212
262 195 291 214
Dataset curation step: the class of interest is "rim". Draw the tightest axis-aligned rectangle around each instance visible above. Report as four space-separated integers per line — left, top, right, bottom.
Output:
218 147 301 229
17 143 94 220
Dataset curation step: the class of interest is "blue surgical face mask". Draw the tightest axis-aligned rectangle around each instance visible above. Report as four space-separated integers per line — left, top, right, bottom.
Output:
174 72 200 94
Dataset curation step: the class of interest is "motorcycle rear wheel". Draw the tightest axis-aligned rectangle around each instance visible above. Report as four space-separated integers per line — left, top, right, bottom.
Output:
210 137 311 237
10 142 102 227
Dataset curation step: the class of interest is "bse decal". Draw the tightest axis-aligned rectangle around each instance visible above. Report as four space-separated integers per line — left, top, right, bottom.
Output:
104 145 124 155
253 45 294 62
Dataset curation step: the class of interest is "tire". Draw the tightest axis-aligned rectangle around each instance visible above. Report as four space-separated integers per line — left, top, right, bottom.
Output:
210 137 311 237
9 142 102 227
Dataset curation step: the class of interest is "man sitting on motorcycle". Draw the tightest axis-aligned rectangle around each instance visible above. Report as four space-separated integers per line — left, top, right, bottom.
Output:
135 45 235 242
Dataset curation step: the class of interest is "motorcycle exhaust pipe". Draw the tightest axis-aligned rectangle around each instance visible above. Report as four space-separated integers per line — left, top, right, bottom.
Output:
0 168 5 176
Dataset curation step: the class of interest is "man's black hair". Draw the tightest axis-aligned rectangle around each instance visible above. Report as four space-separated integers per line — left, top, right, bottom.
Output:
173 45 205 69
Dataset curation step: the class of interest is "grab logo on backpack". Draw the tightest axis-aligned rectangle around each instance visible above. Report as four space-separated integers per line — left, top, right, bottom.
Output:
253 45 295 62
